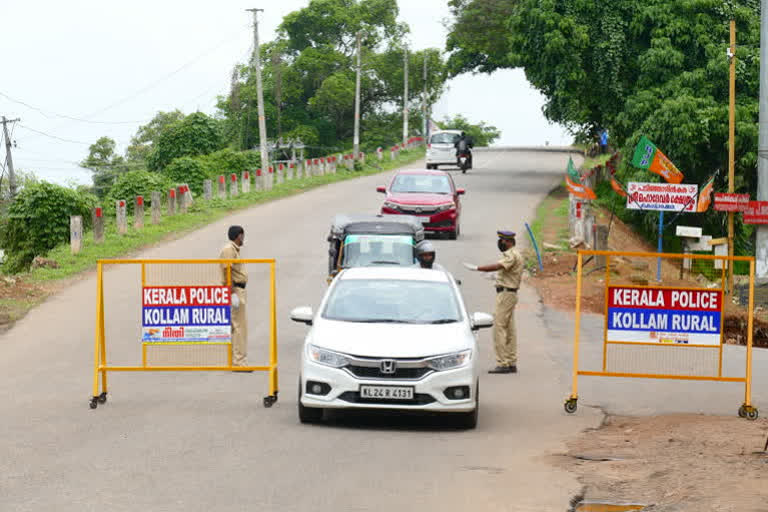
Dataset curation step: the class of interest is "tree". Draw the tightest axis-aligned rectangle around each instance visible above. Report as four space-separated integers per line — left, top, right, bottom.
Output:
146 112 225 172
80 136 132 198
439 114 501 146
126 110 185 162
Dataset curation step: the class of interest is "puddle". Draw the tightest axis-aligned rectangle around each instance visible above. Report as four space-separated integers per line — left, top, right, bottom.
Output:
574 503 646 512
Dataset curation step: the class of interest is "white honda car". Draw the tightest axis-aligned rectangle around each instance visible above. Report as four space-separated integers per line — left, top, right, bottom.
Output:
290 266 492 429
425 129 461 169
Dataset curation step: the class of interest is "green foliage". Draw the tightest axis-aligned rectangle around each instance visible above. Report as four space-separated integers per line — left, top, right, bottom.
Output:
439 114 501 146
0 182 96 272
105 170 170 215
126 110 185 162
80 136 135 198
199 148 261 178
147 112 225 171
161 157 210 195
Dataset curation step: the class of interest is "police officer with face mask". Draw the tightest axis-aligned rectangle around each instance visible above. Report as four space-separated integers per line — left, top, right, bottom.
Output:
463 231 524 373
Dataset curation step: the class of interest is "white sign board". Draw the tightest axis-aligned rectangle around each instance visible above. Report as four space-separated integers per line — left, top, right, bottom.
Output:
626 182 698 212
686 235 713 252
676 226 703 238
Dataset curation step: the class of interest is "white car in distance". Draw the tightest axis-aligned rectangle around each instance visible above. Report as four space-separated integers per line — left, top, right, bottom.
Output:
290 266 493 429
426 129 462 170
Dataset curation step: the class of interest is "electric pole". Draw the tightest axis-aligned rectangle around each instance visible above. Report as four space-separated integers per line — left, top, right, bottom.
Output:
353 31 362 162
728 20 736 293
403 45 409 147
247 8 270 187
2 116 20 199
422 52 428 141
757 0 768 278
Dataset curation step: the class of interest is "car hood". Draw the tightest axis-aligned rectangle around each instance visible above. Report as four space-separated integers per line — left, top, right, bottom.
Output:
386 192 453 206
309 319 472 358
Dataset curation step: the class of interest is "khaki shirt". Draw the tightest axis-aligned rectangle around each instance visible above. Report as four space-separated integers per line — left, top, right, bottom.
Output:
219 241 248 286
495 247 523 289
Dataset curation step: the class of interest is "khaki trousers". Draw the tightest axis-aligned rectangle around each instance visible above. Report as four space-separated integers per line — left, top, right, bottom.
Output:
231 288 248 366
493 291 518 366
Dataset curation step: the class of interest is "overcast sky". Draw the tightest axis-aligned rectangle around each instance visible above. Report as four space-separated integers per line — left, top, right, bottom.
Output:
0 0 571 186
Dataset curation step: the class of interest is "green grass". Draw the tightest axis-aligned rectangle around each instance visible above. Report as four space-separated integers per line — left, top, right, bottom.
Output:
530 182 571 253
581 152 612 170
27 148 425 282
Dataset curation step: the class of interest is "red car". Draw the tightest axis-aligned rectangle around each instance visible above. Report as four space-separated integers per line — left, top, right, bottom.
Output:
377 170 465 239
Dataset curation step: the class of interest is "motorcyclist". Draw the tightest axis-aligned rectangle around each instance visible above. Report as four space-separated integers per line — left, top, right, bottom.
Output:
454 132 474 169
414 240 444 270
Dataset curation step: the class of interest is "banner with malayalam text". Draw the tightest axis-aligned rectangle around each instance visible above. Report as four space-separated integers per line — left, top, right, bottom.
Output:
626 182 698 212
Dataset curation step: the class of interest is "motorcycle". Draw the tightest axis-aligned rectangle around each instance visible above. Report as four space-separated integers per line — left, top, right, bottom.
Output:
457 151 471 173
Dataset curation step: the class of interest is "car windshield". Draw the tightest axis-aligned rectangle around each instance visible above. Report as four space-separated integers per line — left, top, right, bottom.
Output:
341 235 415 268
430 133 460 145
323 279 462 324
390 174 452 194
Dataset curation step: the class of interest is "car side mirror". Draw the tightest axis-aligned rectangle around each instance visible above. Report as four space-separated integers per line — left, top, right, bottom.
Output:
290 306 314 325
457 189 466 195
471 312 493 331
376 186 386 193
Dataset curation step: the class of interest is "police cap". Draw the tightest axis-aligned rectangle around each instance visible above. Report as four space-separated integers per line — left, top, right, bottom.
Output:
496 230 516 240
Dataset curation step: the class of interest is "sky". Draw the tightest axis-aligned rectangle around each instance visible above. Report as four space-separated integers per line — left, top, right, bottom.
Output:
0 0 571 187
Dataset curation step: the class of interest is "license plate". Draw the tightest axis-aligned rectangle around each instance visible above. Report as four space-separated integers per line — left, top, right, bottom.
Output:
359 385 414 400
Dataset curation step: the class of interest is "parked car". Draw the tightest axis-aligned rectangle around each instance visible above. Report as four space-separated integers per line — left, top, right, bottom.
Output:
291 266 493 428
326 214 425 282
377 170 465 239
426 130 462 169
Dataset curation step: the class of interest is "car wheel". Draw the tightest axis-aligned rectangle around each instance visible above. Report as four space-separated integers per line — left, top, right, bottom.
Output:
298 378 323 424
455 382 478 429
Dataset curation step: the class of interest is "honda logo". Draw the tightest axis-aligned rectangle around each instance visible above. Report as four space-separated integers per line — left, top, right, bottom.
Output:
380 359 397 374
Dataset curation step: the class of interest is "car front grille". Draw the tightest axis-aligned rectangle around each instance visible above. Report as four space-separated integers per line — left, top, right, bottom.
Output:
338 391 436 406
346 365 432 380
423 219 454 228
398 206 438 215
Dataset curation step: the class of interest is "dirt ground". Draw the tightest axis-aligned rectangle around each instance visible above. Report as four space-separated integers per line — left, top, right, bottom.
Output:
528 185 768 511
0 275 50 332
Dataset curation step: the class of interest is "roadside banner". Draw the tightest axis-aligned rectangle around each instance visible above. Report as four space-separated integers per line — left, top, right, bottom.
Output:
631 135 684 184
142 286 232 342
565 157 596 200
696 174 716 212
626 182 698 212
607 286 722 346
714 193 750 212
743 201 768 224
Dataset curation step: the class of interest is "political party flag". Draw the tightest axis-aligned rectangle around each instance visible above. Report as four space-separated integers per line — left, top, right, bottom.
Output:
696 174 716 213
631 136 684 184
565 157 596 200
610 176 627 198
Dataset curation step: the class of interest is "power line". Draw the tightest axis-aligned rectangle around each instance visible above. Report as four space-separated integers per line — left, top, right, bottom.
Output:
0 91 148 124
16 124 91 145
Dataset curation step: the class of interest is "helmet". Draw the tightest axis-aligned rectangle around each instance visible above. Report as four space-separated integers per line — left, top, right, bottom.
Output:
415 240 436 269
460 131 466 137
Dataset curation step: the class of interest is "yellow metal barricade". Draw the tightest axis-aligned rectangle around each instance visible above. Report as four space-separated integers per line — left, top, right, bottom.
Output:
565 250 758 419
90 258 278 409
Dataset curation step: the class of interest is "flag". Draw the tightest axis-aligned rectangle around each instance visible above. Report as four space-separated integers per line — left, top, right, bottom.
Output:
610 176 627 198
696 174 716 212
631 136 684 184
565 157 596 200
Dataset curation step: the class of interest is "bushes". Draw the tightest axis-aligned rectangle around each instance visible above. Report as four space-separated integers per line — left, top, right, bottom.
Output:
106 170 170 215
162 157 209 195
0 182 96 273
199 148 261 179
146 112 225 171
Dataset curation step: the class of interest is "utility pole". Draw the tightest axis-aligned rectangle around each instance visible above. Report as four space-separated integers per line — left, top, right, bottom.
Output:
757 0 768 279
247 8 270 186
728 20 736 293
353 31 362 162
422 52 428 141
403 45 409 147
2 116 20 199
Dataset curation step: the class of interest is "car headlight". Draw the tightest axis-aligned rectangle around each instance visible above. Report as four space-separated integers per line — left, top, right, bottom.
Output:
383 201 401 210
436 202 456 212
427 349 472 371
308 345 350 368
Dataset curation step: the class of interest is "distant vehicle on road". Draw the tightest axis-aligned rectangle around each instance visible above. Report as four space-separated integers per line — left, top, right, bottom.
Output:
426 129 461 169
326 214 425 282
377 170 465 239
291 266 492 429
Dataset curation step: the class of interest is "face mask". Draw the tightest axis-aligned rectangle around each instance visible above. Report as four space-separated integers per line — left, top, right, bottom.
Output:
497 239 507 252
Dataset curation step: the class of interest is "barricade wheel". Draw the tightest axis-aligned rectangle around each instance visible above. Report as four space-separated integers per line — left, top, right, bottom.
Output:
89 397 98 409
738 405 748 418
746 408 759 421
564 399 577 414
98 392 108 404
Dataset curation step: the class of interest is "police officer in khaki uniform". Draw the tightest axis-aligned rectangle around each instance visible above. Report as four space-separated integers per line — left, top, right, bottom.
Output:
219 225 251 371
463 230 524 374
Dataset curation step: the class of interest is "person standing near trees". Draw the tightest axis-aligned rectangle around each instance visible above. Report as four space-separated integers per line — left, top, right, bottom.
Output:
219 225 251 371
463 230 524 374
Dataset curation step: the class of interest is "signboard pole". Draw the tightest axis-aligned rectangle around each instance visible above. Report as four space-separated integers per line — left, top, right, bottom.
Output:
657 211 664 282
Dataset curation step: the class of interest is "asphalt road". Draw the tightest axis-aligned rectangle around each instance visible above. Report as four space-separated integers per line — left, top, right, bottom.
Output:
0 150 602 512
